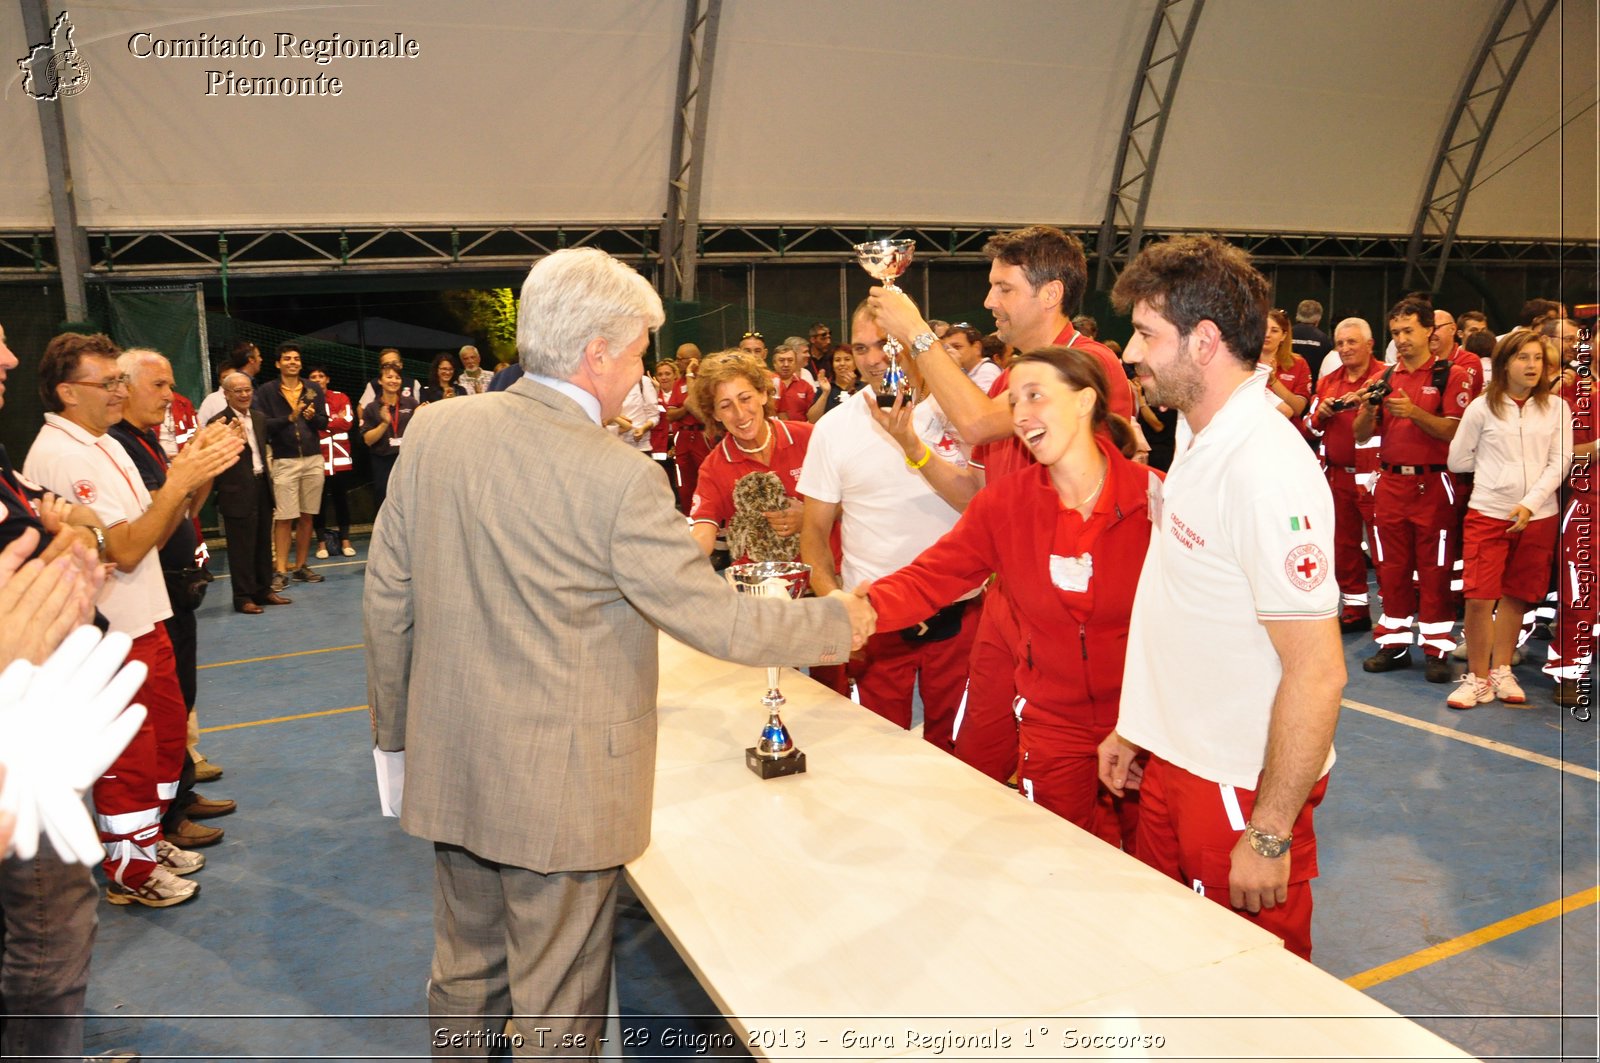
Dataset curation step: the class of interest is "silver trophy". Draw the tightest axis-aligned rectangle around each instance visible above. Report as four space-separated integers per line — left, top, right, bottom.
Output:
853 238 916 395
725 561 811 779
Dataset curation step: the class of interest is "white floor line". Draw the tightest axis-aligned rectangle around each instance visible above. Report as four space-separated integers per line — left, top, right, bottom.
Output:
1341 697 1600 782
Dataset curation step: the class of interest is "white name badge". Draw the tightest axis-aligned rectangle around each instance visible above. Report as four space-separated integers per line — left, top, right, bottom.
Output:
389 436 403 447
1147 471 1163 526
1050 552 1093 593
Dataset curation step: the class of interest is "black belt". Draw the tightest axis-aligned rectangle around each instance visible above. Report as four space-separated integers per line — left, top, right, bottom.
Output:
1333 465 1359 474
1382 462 1448 475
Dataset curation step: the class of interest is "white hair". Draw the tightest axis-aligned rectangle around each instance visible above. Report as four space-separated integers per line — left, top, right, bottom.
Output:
118 347 170 381
516 248 664 378
1333 317 1372 343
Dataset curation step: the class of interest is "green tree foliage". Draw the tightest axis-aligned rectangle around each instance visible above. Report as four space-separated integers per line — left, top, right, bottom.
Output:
443 288 518 364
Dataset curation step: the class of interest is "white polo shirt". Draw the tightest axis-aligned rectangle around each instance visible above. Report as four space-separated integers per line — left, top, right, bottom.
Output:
797 387 974 590
1119 373 1338 790
23 413 173 638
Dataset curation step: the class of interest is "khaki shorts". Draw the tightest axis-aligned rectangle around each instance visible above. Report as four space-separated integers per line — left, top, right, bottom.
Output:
270 454 324 521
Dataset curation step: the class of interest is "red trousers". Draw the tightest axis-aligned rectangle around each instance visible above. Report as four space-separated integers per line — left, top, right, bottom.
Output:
1134 756 1328 961
952 583 1022 783
1326 467 1376 609
856 595 981 750
1546 493 1596 681
1018 714 1137 849
1371 470 1458 658
672 430 709 514
94 624 187 887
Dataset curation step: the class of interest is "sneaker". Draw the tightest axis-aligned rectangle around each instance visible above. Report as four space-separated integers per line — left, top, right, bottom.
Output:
292 567 325 583
315 544 329 559
106 866 199 908
1447 673 1492 709
341 545 357 557
156 840 205 876
270 572 289 592
1362 647 1412 673
1490 664 1526 705
1424 656 1454 684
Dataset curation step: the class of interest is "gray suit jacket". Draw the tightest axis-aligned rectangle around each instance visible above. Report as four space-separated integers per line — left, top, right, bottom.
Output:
364 376 851 872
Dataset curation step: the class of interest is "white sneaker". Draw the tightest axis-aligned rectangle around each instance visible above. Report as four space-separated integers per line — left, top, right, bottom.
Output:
315 545 329 559
1447 673 1493 710
106 865 199 907
1490 664 1527 705
156 839 205 876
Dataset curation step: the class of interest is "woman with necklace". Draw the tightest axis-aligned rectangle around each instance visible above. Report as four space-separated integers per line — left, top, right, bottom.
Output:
361 364 417 510
419 352 464 403
860 346 1159 847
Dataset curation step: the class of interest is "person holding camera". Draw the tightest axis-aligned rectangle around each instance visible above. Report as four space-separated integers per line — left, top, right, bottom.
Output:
253 342 328 590
1308 318 1389 633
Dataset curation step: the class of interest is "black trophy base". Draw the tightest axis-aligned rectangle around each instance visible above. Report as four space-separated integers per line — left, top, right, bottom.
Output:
746 747 807 779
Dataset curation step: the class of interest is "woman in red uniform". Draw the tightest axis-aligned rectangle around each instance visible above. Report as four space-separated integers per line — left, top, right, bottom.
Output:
308 366 356 558
1263 307 1313 438
860 346 1156 845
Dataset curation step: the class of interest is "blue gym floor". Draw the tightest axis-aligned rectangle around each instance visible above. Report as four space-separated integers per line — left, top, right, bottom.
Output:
82 541 1598 1062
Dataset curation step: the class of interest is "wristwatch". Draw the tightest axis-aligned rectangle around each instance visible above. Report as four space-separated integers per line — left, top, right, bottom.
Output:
1245 823 1292 859
909 332 940 358
87 524 107 563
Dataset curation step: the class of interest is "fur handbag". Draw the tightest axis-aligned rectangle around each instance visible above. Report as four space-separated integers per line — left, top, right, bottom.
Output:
727 471 798 562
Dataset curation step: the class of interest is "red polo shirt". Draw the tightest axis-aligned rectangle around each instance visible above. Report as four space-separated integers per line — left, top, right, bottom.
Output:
1313 359 1386 467
1379 356 1472 466
774 376 815 422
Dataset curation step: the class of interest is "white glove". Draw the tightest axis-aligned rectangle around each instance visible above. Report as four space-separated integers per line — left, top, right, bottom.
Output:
0 625 149 864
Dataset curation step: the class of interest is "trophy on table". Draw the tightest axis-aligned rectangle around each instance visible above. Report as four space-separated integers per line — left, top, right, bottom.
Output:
725 561 811 779
853 238 916 402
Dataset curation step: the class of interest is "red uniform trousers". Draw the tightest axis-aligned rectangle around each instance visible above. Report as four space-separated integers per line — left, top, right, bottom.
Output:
1326 466 1376 610
855 595 981 751
1371 470 1459 658
1546 493 1596 682
1134 756 1328 961
94 624 188 887
951 582 1022 783
672 430 710 514
1018 714 1138 850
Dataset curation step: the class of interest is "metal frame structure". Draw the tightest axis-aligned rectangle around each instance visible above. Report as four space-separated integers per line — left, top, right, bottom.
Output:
20 0 91 316
1404 0 1559 292
658 0 723 302
0 223 1589 284
1094 0 1207 291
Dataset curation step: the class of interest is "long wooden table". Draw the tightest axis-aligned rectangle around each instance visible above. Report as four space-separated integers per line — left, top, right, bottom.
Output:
626 636 1475 1061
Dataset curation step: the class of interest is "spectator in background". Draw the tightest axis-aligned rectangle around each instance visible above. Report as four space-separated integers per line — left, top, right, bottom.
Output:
456 345 493 395
804 323 840 382
771 344 815 422
781 336 817 385
419 352 466 403
1292 299 1334 370
362 364 417 510
941 323 1002 393
358 348 421 407
648 360 678 485
1433 309 1484 402
808 347 862 422
308 367 356 559
254 343 328 591
1071 314 1098 339
197 341 262 424
1262 308 1313 440
607 363 660 460
982 332 1013 368
665 343 710 513
208 372 290 615
1458 310 1490 343
737 331 767 363
1131 374 1179 471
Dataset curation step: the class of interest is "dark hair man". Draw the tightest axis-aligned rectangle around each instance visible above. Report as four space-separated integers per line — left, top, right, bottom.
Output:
1353 296 1473 682
253 342 328 589
1098 234 1345 961
1293 298 1334 373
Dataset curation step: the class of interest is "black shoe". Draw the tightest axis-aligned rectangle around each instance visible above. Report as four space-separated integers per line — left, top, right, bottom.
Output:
1424 656 1454 684
1339 612 1373 634
1363 648 1412 673
1532 622 1554 641
292 567 325 583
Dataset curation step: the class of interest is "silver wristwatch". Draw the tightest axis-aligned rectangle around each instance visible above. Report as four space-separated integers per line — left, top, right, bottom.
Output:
1245 823 1292 859
909 331 940 358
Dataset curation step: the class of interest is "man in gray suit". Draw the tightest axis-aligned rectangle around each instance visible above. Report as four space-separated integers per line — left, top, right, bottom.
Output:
365 247 874 1056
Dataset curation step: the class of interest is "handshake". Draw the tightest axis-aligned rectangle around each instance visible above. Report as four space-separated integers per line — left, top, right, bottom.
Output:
825 587 879 651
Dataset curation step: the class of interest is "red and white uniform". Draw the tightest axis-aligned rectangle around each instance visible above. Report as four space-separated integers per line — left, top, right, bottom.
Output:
797 388 980 749
161 391 198 460
690 418 815 562
667 378 709 513
960 324 1130 783
320 388 355 474
1118 373 1338 960
869 438 1155 846
1309 359 1386 614
1266 354 1315 439
1548 372 1596 682
23 414 188 889
1369 357 1472 658
773 376 815 422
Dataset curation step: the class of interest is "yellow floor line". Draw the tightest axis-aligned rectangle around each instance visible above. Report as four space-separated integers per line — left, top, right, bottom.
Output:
200 704 366 733
1345 885 1600 990
1341 697 1600 782
198 643 363 670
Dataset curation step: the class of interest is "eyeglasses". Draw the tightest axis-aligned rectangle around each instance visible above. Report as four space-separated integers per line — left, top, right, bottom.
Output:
65 375 130 393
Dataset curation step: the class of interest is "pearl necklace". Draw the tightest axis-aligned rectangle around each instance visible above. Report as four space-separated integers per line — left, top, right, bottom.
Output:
732 422 772 455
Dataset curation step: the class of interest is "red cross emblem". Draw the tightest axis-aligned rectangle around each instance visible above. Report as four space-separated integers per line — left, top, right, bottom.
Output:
1284 543 1329 591
71 479 96 504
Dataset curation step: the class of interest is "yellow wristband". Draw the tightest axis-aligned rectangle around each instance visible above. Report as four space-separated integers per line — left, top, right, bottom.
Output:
905 443 932 470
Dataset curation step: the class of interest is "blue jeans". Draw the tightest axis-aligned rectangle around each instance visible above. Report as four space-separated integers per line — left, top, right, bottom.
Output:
0 837 97 1060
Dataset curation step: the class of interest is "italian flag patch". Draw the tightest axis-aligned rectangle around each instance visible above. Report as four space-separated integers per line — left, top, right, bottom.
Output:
1290 515 1312 531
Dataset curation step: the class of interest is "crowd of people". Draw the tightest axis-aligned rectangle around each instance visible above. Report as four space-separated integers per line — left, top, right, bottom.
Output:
0 227 1590 1056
